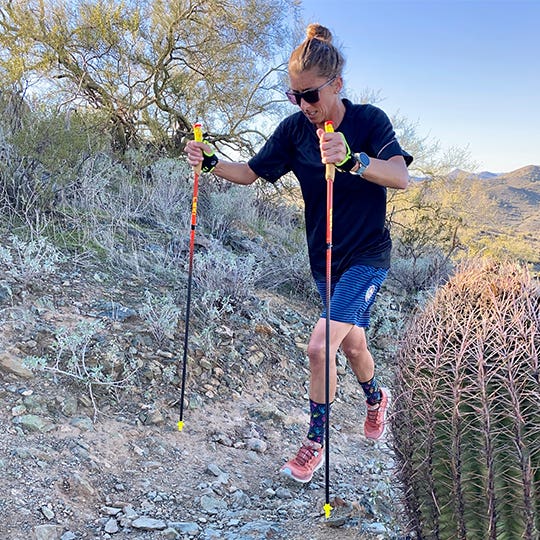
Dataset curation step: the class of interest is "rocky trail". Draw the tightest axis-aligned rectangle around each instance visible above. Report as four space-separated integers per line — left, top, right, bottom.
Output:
0 255 410 540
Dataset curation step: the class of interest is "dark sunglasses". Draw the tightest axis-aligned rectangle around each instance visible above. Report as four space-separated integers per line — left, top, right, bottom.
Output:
285 77 336 106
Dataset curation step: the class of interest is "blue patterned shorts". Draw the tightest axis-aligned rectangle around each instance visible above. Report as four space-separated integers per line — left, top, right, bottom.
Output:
315 264 388 328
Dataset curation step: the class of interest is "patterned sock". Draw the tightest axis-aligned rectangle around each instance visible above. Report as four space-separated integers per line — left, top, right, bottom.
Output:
306 399 331 445
359 376 382 406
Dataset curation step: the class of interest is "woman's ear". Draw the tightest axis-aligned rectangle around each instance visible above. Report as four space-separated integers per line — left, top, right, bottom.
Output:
334 76 343 94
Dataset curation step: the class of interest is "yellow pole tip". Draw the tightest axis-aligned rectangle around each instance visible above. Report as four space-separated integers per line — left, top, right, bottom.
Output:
177 421 184 431
323 503 333 519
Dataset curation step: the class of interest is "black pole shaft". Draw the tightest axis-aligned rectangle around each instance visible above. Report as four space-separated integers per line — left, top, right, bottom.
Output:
325 271 331 506
179 252 194 424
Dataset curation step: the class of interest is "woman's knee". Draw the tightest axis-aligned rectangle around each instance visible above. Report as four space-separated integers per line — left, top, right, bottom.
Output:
341 336 368 360
307 338 326 365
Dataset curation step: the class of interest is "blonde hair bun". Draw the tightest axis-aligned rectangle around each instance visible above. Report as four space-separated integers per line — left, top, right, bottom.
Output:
306 23 332 43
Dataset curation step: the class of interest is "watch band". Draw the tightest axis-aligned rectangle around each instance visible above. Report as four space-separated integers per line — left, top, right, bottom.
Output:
350 152 370 177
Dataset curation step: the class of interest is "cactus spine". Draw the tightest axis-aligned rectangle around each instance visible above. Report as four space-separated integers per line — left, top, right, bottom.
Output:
393 260 540 539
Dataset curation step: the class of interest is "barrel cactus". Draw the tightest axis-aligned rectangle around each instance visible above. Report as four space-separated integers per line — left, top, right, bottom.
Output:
392 259 540 539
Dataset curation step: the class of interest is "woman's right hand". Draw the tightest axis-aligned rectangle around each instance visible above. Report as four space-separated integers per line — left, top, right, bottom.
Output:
184 140 213 169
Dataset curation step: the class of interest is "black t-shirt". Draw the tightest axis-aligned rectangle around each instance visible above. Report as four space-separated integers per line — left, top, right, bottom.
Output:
248 99 413 280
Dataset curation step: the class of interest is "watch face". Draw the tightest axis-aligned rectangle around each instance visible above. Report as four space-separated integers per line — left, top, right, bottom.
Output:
359 152 370 167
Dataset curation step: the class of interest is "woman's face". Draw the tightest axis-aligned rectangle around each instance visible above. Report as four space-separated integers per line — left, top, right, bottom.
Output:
287 69 342 127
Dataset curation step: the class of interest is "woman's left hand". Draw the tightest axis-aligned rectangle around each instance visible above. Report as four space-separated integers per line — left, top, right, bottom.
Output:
317 129 348 165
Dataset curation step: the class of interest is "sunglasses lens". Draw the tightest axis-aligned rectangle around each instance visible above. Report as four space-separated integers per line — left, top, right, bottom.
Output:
285 89 320 105
285 91 300 105
302 90 319 104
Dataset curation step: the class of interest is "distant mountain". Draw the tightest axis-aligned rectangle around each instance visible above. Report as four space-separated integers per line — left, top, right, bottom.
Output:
454 165 540 224
476 171 500 179
498 164 540 184
443 165 540 272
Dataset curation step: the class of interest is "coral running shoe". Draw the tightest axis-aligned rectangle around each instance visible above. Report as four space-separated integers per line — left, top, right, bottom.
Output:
280 440 324 483
364 387 390 440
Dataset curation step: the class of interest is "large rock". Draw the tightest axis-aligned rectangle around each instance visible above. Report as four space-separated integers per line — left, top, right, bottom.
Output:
0 351 34 378
131 517 167 530
12 414 52 433
34 524 64 540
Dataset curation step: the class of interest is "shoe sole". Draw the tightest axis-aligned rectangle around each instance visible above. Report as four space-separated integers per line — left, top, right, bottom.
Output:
279 454 325 484
365 388 391 441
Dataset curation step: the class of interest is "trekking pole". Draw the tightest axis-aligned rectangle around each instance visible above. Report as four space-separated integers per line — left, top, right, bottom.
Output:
178 122 203 432
323 120 335 520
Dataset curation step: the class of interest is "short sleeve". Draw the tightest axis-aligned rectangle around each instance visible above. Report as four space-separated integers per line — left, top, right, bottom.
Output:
248 119 294 183
368 107 413 167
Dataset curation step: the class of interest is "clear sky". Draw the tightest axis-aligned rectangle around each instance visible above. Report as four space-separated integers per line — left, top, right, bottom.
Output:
300 0 539 173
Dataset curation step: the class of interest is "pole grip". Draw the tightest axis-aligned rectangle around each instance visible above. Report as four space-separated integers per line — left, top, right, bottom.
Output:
193 123 203 174
324 121 335 181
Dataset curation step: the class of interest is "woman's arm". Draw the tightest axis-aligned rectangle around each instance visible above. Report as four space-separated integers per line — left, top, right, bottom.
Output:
357 155 409 190
318 130 409 190
184 141 258 186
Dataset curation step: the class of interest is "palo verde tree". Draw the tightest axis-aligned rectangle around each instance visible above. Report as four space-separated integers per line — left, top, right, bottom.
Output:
0 0 297 154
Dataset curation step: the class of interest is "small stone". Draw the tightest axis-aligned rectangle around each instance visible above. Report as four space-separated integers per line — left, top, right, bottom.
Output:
11 405 27 416
206 463 223 477
246 438 267 453
60 532 77 540
200 494 227 515
363 522 388 534
236 521 284 538
275 487 293 499
122 505 138 519
248 403 286 424
69 417 94 431
247 351 264 366
104 518 119 534
61 395 78 416
40 505 55 520
131 517 167 531
230 489 251 508
101 506 122 516
162 527 180 540
167 521 201 535
34 525 64 540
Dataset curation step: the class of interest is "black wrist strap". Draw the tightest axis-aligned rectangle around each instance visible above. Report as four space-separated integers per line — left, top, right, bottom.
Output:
202 152 218 173
336 153 358 173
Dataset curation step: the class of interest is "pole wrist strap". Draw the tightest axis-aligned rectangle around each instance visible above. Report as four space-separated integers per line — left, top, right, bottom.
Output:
202 144 219 173
335 134 357 173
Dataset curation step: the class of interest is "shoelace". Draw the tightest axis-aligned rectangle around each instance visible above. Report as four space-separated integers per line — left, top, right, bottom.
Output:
294 445 317 466
366 404 382 425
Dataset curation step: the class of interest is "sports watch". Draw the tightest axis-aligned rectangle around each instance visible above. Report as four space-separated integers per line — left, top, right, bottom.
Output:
351 152 370 177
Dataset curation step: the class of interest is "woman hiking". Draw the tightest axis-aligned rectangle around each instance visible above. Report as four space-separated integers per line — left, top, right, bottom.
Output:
185 23 413 483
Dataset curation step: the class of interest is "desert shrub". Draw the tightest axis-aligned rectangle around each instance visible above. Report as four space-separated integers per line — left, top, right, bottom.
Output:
256 243 317 301
139 289 182 347
0 105 109 223
25 319 138 421
393 259 540 539
143 157 193 228
199 182 258 242
193 242 260 305
389 243 454 301
0 234 65 284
